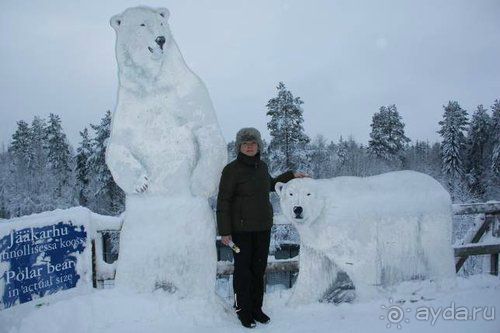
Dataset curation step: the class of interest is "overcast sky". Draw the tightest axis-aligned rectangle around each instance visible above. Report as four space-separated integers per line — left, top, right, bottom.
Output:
1 0 499 149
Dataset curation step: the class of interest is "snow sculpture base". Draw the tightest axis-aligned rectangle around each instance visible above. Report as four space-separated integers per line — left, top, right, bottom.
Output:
114 195 217 299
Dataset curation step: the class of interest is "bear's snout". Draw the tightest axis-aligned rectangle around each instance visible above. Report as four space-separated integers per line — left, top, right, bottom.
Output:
155 36 166 50
293 206 303 219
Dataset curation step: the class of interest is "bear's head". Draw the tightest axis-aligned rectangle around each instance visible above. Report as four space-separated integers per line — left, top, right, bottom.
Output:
110 6 175 89
275 178 324 226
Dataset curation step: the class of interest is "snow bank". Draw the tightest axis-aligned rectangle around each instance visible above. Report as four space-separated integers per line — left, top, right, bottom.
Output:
1 275 499 333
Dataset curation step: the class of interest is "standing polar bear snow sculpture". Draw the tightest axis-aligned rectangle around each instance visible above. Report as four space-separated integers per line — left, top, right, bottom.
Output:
276 171 456 304
106 6 227 297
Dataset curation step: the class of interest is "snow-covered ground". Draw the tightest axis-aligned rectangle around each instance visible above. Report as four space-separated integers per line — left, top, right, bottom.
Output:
1 275 498 333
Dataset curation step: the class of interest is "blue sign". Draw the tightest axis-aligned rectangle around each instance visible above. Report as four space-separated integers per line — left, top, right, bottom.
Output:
0 221 87 309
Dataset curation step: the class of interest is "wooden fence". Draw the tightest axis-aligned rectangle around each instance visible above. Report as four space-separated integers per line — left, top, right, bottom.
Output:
453 202 500 275
92 201 500 286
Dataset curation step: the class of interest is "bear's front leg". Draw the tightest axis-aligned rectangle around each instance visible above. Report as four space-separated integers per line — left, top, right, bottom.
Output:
106 142 149 194
190 123 226 198
287 245 338 306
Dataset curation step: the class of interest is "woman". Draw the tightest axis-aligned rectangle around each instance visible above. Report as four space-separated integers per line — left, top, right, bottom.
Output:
216 127 306 328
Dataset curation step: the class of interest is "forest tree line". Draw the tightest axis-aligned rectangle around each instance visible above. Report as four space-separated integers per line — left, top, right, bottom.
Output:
1 82 499 219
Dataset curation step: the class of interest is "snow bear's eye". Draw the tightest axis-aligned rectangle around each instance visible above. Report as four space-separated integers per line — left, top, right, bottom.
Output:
140 23 146 27
289 193 293 196
307 193 311 196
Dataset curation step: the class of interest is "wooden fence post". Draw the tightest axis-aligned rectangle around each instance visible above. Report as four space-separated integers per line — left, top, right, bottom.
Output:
455 215 492 273
91 239 97 288
491 215 500 238
491 253 499 276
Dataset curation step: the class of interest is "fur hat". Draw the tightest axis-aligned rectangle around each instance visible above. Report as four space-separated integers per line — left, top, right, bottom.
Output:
235 127 264 153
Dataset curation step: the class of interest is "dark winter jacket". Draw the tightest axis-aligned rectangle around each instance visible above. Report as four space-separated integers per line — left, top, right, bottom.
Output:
216 152 295 235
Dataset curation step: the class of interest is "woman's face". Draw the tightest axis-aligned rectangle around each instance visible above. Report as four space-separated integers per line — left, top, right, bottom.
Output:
240 140 258 157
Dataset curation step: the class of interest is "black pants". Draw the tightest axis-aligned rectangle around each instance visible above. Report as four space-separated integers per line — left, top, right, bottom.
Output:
232 230 271 314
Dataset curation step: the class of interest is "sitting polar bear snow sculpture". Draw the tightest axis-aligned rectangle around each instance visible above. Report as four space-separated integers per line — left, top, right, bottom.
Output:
276 171 456 304
106 6 227 297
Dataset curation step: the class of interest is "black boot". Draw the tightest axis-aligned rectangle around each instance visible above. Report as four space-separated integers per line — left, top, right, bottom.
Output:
252 308 270 324
237 311 256 328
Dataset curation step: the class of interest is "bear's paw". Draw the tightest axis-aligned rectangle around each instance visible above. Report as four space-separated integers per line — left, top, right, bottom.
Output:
134 175 150 194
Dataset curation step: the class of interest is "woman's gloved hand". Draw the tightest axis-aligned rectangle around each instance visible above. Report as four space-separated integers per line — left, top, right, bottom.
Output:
221 235 232 246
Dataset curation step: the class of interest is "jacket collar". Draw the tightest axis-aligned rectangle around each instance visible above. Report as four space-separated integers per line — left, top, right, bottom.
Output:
237 152 261 168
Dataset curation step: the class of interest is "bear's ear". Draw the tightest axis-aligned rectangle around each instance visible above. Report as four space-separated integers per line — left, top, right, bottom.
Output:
157 8 170 21
275 182 285 197
110 14 122 31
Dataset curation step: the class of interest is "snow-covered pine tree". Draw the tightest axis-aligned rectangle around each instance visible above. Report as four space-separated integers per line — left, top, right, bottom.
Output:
29 116 57 212
266 82 310 174
309 135 331 178
404 140 429 171
430 141 442 169
75 127 92 206
334 136 371 176
30 116 47 173
335 136 348 174
44 113 74 205
28 116 54 212
368 104 410 164
7 120 34 216
9 120 31 170
415 140 431 163
260 138 270 165
437 101 469 200
0 149 10 219
485 99 500 199
326 140 337 177
402 140 443 181
465 105 491 199
226 140 237 162
0 190 7 219
490 100 500 174
88 111 124 215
